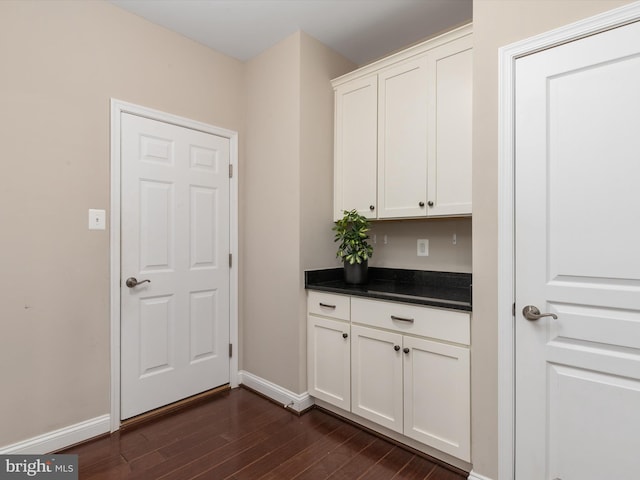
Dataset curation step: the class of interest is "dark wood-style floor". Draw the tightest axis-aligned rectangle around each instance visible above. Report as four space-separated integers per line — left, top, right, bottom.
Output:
59 387 467 479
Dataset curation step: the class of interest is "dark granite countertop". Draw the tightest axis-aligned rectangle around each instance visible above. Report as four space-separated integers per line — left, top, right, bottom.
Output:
305 267 472 312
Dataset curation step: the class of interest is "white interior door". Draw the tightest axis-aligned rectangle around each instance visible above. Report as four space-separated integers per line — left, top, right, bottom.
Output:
515 21 640 479
120 113 230 420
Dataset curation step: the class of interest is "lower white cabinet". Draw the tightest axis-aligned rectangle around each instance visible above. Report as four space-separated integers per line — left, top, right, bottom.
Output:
307 291 471 462
351 324 404 432
403 335 470 461
307 315 351 410
307 292 351 410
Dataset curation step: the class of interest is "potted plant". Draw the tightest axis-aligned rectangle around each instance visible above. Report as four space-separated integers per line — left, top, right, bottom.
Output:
333 209 374 284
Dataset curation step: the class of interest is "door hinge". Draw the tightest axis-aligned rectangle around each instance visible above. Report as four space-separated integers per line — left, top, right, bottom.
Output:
229 164 233 178
229 343 233 358
229 253 232 268
512 302 516 316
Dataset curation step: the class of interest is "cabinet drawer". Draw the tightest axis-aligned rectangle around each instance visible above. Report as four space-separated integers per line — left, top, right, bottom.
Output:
351 297 469 345
307 291 350 321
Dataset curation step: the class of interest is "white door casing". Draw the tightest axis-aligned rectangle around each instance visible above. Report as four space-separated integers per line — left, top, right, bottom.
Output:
110 101 238 429
514 20 640 480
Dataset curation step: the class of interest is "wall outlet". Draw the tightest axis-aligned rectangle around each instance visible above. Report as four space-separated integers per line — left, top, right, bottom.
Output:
417 239 429 256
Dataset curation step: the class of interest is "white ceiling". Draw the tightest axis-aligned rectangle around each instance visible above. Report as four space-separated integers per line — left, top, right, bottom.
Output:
109 0 472 65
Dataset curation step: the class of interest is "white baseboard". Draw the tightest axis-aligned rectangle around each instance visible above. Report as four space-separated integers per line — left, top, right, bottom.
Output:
238 370 315 413
0 414 110 455
468 471 494 480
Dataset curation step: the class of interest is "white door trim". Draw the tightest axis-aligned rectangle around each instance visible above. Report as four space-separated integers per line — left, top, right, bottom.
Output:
109 99 239 432
497 2 640 478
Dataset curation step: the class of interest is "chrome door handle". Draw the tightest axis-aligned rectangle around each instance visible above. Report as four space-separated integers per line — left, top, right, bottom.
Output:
522 305 557 321
126 277 151 288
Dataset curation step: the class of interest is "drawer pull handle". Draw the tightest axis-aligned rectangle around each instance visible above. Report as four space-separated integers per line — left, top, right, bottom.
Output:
319 302 336 309
391 315 414 323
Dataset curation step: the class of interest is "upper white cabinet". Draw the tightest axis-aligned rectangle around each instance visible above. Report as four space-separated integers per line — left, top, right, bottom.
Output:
378 57 429 218
332 24 473 220
334 75 378 219
427 35 473 217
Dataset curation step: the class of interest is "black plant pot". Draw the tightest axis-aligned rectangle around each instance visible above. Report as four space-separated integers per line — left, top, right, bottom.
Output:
344 259 368 285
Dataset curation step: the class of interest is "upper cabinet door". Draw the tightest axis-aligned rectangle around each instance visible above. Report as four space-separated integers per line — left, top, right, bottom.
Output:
334 75 378 220
426 35 473 217
377 57 429 219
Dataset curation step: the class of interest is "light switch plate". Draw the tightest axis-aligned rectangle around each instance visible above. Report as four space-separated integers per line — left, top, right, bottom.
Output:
89 209 106 230
417 239 429 256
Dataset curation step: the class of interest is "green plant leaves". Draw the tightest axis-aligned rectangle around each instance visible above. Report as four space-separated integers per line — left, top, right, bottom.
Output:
333 209 374 264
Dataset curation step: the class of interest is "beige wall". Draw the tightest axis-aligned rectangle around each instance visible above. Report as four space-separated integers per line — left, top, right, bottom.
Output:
0 0 243 446
243 32 303 392
300 35 356 273
299 33 356 389
369 218 472 272
471 1 632 477
243 32 354 393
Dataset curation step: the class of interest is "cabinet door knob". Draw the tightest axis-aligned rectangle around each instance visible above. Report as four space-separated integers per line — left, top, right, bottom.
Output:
342 333 349 339
419 201 425 207
403 347 410 354
427 201 434 207
394 345 401 351
369 205 375 211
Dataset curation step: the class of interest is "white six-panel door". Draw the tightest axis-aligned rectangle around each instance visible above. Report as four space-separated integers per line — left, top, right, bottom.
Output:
515 20 640 479
120 113 230 419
